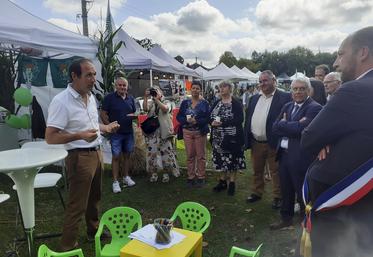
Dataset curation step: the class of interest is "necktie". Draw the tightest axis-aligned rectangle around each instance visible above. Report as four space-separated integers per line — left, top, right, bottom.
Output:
291 104 299 120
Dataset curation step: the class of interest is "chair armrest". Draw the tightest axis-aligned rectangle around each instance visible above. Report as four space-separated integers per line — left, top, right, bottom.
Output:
229 246 255 257
95 223 104 257
64 248 84 257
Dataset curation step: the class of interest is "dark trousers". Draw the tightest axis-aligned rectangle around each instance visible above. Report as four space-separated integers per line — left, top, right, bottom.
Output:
308 182 373 257
278 151 305 221
60 150 103 250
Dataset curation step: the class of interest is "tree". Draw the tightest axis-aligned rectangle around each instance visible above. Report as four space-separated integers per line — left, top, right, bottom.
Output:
135 38 155 50
0 49 19 113
219 51 237 67
174 55 184 64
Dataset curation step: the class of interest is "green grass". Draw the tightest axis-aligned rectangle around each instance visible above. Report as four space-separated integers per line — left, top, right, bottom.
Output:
0 149 300 257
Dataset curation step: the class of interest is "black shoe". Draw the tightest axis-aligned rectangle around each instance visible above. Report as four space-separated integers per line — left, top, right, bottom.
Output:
87 230 111 242
246 194 261 203
227 182 235 196
270 219 293 230
195 178 206 188
272 198 282 209
186 179 195 188
213 179 227 192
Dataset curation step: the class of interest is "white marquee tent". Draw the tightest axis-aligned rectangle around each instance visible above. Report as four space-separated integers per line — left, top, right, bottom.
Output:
204 63 247 80
116 29 182 75
0 0 97 58
149 45 200 77
194 66 209 79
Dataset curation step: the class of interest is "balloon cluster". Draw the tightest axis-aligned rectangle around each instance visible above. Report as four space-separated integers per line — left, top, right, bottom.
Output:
4 88 32 129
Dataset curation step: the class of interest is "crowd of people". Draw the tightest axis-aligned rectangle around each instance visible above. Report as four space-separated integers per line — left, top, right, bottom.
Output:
45 26 373 257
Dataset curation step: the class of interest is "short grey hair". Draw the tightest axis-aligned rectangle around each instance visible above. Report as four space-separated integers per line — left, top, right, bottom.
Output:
115 77 128 85
260 70 276 80
291 77 312 90
326 72 342 82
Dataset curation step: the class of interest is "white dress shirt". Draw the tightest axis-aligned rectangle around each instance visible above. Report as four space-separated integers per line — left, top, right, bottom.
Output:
251 90 275 141
47 84 101 150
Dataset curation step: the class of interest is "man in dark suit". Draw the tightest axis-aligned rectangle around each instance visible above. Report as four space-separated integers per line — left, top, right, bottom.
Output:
244 70 291 208
301 26 373 257
271 77 322 229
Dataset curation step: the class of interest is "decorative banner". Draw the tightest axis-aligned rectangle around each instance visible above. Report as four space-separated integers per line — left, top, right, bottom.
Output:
49 57 80 88
18 55 48 87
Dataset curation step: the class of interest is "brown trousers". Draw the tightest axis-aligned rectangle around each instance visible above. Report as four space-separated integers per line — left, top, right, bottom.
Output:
250 140 281 198
60 150 103 250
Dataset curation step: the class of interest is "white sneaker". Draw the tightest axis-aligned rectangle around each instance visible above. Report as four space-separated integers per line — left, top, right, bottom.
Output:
112 181 121 193
294 203 300 213
150 173 158 183
162 173 170 183
123 176 136 187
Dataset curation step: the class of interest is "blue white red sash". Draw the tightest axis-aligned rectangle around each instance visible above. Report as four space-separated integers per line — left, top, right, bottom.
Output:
300 158 373 257
302 158 373 212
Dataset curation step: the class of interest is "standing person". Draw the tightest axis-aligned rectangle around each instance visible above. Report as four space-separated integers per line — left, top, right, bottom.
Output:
271 77 321 230
176 81 210 187
242 84 254 110
323 72 342 101
210 81 245 196
301 27 373 257
309 79 327 106
100 77 136 194
244 70 291 208
45 58 120 251
143 86 180 183
314 64 330 81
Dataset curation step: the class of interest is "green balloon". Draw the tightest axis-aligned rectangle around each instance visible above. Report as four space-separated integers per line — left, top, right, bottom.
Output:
20 114 31 129
14 88 33 106
5 114 23 128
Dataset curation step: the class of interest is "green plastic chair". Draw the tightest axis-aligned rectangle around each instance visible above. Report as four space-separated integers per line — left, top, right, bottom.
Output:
95 206 142 257
228 244 263 257
170 201 211 233
38 244 84 257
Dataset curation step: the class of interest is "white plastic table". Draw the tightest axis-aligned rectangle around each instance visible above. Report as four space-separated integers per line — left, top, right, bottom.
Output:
0 148 67 257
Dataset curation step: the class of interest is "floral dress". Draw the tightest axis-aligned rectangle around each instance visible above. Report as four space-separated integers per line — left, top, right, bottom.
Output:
211 101 246 172
144 100 180 177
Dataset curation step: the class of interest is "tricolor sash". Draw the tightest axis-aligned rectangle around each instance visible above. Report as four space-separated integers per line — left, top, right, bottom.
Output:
300 158 373 257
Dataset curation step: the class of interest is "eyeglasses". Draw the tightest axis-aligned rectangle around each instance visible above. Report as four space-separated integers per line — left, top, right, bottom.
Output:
291 87 307 92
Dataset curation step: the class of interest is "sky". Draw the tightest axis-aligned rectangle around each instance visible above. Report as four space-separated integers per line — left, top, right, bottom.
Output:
12 0 373 67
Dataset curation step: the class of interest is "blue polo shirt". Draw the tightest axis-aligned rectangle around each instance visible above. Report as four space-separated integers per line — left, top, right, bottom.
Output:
102 92 136 134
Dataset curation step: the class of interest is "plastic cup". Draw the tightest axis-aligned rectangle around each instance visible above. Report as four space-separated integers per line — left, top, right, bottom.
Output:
154 218 173 244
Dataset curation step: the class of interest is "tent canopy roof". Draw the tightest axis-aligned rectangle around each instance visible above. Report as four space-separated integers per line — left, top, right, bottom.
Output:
0 0 97 58
204 63 246 80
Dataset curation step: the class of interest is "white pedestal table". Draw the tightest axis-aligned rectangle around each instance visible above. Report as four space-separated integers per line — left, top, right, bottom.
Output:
0 148 67 257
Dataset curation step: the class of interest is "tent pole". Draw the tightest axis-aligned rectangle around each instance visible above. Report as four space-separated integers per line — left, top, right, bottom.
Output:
150 69 153 87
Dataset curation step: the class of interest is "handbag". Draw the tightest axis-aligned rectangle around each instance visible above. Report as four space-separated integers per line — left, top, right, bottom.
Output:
141 116 160 134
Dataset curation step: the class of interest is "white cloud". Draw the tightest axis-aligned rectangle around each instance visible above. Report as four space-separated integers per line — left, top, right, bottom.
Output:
44 0 373 67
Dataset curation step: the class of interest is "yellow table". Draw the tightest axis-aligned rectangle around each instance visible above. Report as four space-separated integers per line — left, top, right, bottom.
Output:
120 228 202 257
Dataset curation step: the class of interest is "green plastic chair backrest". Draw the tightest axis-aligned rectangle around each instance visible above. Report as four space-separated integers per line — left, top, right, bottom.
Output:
170 201 211 233
38 244 84 257
101 206 142 243
228 244 263 257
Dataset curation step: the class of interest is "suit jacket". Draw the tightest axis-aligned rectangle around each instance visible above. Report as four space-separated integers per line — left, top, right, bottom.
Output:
301 70 373 200
273 97 322 171
244 89 291 149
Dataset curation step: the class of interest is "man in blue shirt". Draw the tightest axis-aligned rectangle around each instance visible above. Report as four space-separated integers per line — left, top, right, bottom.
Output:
101 77 136 193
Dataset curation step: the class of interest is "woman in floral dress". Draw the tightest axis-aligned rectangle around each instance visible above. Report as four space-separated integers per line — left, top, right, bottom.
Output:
210 81 246 195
